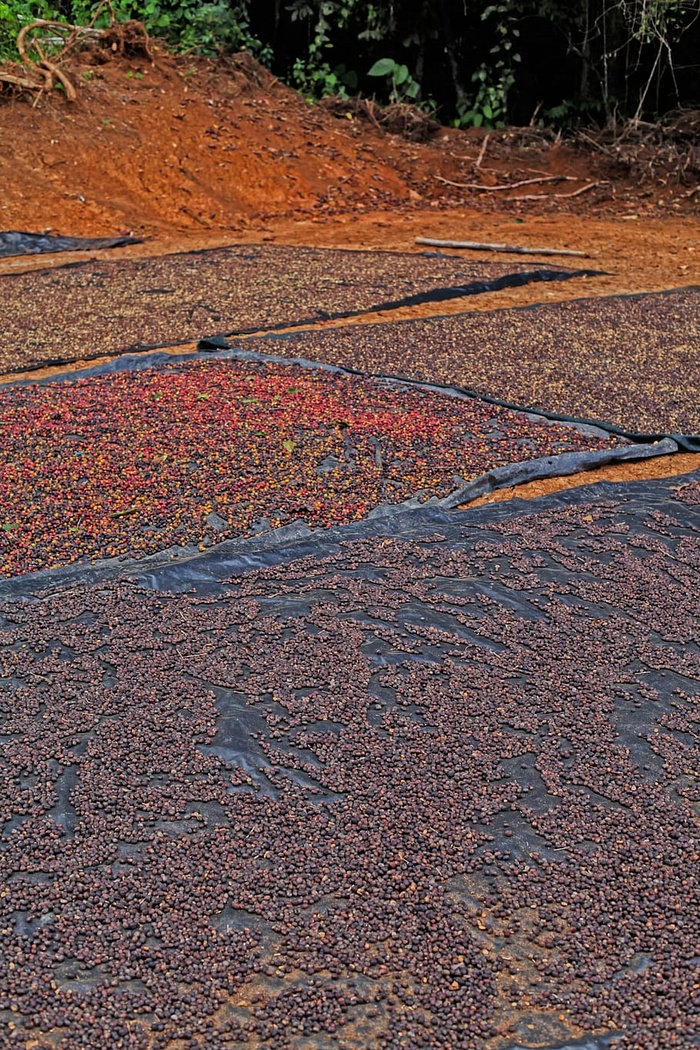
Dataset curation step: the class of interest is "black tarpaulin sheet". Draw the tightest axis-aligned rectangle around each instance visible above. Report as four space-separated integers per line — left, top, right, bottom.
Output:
0 230 143 258
0 243 598 374
234 285 700 450
0 471 698 1048
0 344 679 582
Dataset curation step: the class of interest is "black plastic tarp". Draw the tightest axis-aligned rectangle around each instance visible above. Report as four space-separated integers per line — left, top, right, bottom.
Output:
0 470 698 1049
0 230 143 258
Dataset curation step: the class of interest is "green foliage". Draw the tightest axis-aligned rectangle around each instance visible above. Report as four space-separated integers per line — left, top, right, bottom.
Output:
1 0 699 127
630 0 688 44
0 2 18 59
455 2 520 128
291 56 357 97
0 0 58 59
541 96 602 130
120 0 273 58
68 0 137 27
456 68 512 129
367 56 420 102
184 3 273 59
0 0 273 61
287 0 362 97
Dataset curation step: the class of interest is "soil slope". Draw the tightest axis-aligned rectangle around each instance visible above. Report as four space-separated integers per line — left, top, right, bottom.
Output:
1 45 699 312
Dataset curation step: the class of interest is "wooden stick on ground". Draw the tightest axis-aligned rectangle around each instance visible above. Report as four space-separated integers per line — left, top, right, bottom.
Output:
415 237 591 258
474 133 490 170
435 174 576 191
508 181 604 201
0 71 43 91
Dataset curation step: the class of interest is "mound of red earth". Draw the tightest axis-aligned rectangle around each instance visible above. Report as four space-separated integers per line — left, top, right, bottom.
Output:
1 43 698 246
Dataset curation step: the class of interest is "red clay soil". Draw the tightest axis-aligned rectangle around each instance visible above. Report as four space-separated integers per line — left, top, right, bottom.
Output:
1 45 698 300
2 43 700 493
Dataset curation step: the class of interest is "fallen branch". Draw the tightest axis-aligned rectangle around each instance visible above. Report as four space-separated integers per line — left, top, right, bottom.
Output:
508 181 604 201
0 71 42 92
435 174 576 191
474 133 490 170
415 237 590 258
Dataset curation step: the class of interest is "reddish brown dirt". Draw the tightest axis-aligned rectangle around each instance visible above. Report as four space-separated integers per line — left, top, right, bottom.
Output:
2 43 699 498
1 45 698 296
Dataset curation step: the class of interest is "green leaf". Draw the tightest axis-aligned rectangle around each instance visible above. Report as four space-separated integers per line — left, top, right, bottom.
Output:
394 64 409 85
368 58 396 77
283 439 297 453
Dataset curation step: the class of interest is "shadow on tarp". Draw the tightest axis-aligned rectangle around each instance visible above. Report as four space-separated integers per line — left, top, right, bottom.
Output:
0 230 144 258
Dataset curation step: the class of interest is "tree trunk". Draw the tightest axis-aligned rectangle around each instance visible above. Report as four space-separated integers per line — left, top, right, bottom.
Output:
437 0 467 103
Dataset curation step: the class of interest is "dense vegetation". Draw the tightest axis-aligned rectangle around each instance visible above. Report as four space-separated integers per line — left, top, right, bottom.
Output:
1 0 699 127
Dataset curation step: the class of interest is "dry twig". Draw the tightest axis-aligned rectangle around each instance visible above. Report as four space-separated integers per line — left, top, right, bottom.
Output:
508 181 605 201
474 133 490 170
415 237 590 258
435 174 576 191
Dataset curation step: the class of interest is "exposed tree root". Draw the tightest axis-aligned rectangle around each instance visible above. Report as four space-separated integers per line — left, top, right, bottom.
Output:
320 95 440 142
0 1 151 104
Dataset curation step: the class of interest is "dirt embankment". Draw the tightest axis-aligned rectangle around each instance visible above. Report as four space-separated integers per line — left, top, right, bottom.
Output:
0 44 698 300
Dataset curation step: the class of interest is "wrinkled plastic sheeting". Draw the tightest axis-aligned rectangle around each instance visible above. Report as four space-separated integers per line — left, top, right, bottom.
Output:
0 470 698 1048
126 466 700 596
0 230 143 259
0 460 697 604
